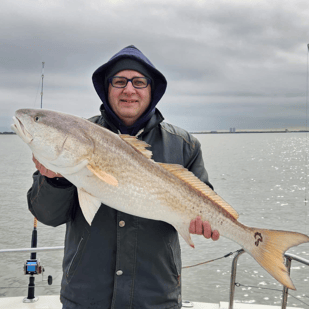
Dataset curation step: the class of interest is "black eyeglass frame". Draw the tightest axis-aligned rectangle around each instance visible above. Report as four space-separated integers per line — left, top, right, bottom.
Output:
108 76 151 89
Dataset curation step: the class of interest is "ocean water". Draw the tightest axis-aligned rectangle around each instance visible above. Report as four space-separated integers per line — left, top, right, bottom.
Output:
0 133 308 307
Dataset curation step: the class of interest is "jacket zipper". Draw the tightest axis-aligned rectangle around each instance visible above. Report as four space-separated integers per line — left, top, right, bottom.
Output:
67 237 83 277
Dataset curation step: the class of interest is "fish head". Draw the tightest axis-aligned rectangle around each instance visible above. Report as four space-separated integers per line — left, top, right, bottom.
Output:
11 109 94 173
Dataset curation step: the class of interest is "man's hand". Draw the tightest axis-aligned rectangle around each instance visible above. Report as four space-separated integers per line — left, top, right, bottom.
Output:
189 217 220 241
32 155 63 178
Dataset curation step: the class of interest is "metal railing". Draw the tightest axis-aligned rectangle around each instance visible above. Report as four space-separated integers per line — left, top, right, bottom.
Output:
0 246 64 254
0 246 65 302
229 249 309 309
1 246 308 308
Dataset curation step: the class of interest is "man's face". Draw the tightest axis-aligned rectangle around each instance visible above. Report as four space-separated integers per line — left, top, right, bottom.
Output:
108 70 151 126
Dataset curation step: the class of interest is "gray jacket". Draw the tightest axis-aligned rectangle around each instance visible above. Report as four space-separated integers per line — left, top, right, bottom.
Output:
27 109 212 309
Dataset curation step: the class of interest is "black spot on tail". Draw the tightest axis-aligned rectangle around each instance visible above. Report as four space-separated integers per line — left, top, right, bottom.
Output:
254 232 263 246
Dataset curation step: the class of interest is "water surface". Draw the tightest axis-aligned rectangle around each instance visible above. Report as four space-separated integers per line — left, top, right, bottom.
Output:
0 133 308 307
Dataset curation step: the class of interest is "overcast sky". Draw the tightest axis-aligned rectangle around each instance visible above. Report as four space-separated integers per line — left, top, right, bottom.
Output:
1 0 309 132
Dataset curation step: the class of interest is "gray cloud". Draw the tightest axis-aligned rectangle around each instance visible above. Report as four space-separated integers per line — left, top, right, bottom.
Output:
1 0 308 131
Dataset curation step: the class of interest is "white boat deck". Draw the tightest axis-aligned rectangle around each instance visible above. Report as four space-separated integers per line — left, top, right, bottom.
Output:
0 295 302 309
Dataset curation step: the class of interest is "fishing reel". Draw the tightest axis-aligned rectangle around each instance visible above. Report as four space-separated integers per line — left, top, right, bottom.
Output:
24 259 53 285
24 259 42 275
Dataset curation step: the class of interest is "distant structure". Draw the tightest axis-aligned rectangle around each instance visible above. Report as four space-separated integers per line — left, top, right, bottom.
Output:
230 127 236 133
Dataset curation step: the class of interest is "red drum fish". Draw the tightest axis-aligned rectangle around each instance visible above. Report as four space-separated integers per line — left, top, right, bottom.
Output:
12 108 309 290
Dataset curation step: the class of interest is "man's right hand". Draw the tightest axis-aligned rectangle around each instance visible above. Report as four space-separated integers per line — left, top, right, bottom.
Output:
32 155 63 178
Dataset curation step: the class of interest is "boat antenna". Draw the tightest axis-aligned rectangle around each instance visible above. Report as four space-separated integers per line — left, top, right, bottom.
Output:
33 61 44 270
304 43 309 231
32 61 44 268
23 62 47 303
40 62 45 109
35 62 45 243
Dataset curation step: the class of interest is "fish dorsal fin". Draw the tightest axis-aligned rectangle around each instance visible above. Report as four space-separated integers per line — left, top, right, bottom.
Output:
158 163 239 220
119 134 152 159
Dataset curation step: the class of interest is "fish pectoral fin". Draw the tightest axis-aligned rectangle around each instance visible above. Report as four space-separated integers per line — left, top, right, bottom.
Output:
78 188 102 225
87 164 118 187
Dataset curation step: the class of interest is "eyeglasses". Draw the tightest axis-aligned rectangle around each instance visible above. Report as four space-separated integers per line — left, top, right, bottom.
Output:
108 76 151 89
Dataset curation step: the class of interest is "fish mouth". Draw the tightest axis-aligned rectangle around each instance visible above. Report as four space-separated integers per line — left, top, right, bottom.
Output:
11 116 33 144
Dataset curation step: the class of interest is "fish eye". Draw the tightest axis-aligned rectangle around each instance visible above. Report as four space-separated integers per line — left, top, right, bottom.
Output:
34 116 40 122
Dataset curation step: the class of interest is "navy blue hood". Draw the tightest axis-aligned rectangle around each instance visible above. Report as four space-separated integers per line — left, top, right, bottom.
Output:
92 45 167 135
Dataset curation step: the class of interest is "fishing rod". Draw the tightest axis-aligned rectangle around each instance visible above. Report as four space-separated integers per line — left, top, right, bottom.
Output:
304 43 309 233
23 62 52 303
23 218 40 303
40 62 45 109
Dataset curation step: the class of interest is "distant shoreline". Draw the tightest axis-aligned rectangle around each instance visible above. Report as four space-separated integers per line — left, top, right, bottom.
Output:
191 129 309 134
1 130 308 135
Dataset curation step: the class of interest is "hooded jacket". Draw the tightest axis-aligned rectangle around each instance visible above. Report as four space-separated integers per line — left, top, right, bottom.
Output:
27 46 213 309
92 45 167 135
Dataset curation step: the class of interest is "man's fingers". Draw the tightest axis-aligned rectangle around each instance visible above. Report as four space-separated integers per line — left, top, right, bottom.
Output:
189 219 196 234
195 216 203 235
189 217 203 234
202 221 212 239
32 154 62 178
190 217 220 241
211 230 220 241
32 155 41 170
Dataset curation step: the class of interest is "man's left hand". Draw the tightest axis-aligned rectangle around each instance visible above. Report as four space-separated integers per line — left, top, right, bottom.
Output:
189 217 220 241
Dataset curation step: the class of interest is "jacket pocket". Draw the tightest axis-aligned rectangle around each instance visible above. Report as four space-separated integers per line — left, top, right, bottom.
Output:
65 233 89 283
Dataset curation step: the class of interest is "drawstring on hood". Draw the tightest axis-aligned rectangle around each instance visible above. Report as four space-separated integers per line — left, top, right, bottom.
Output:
92 45 167 136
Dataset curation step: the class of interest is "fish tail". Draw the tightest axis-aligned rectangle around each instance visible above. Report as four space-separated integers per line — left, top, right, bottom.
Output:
245 227 309 290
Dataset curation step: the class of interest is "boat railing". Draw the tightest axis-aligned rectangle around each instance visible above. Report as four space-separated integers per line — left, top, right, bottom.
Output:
0 246 65 254
0 246 65 303
0 246 308 308
229 249 309 309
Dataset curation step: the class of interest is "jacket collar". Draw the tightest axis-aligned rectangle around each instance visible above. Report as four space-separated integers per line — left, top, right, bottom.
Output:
98 106 164 137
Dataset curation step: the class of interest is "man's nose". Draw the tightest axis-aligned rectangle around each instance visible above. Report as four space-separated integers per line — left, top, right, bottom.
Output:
123 81 136 94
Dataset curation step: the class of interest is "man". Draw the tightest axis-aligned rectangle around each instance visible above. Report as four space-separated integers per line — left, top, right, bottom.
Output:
28 45 219 309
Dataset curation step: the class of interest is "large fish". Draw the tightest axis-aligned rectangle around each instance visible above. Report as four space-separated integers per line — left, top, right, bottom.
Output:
12 108 309 290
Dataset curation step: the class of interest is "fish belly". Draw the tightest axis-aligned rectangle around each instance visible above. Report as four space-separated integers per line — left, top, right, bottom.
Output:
64 166 188 227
